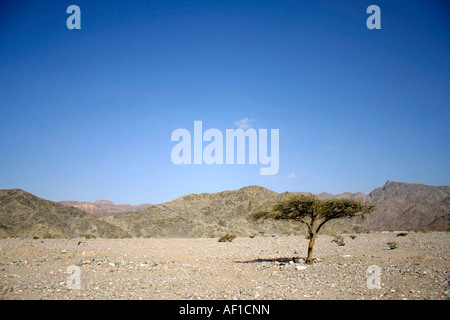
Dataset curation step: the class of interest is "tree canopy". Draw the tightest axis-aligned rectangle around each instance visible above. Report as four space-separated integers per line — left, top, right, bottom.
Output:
251 194 377 264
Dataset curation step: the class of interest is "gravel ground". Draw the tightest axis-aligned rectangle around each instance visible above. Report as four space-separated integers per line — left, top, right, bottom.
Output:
0 232 448 300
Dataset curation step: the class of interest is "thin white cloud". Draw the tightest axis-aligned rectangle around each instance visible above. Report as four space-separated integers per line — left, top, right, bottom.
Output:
286 172 296 178
235 117 255 129
271 172 297 179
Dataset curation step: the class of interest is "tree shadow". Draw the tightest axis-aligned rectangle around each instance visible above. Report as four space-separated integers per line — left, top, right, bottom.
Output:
234 256 304 264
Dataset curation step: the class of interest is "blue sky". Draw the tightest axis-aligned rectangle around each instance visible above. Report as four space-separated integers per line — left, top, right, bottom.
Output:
1 0 449 204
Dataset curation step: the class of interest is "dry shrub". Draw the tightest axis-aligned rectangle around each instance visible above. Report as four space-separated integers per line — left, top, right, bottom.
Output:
218 234 236 242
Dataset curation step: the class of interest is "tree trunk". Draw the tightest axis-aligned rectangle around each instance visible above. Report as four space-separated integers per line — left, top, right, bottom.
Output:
306 233 317 265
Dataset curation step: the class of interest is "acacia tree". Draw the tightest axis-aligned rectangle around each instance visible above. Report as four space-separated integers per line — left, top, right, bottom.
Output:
251 194 377 265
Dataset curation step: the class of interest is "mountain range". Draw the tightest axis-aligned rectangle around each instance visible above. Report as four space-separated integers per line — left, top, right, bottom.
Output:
0 181 448 239
355 181 450 231
58 200 153 217
0 189 130 239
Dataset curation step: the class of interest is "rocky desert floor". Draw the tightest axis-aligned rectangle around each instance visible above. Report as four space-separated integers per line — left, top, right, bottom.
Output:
0 232 448 300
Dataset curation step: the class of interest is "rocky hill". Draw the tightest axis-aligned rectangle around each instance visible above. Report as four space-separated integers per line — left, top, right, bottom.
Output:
359 181 450 231
59 200 152 217
103 186 367 238
298 181 449 231
0 189 131 239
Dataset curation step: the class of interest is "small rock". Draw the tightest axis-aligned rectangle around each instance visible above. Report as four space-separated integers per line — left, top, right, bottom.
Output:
296 266 308 271
387 242 397 250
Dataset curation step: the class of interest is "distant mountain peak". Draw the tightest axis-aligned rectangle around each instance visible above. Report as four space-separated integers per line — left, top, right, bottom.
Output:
94 200 115 205
58 200 152 217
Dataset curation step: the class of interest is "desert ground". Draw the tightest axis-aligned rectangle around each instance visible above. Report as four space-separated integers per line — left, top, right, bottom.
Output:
0 232 448 300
